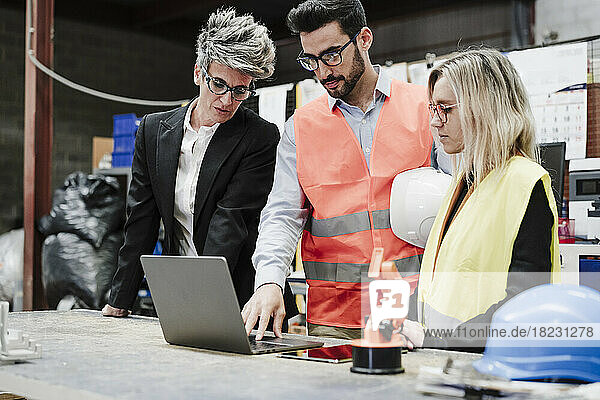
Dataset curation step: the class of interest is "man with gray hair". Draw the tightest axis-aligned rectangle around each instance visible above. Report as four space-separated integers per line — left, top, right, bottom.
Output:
103 8 285 317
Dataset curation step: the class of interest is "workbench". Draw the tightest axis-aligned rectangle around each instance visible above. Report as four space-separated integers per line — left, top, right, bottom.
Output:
0 310 480 399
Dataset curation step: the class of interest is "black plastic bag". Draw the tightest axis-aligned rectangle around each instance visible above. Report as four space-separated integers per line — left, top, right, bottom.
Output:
42 231 123 309
38 172 124 248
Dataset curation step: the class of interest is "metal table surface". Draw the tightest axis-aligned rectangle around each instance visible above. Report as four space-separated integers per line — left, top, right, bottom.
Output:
0 310 481 399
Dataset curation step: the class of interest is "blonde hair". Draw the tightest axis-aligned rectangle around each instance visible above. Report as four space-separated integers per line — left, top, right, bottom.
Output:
427 48 539 187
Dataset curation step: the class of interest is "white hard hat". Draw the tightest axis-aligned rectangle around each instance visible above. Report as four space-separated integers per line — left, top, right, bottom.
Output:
390 167 452 248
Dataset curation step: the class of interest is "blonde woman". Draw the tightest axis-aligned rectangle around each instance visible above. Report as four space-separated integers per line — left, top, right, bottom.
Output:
401 49 560 350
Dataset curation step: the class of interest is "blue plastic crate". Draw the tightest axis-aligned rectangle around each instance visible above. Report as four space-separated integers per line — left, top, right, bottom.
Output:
113 113 141 136
111 151 134 167
113 134 136 153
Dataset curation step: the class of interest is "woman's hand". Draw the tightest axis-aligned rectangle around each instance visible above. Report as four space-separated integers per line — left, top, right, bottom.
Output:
400 319 425 348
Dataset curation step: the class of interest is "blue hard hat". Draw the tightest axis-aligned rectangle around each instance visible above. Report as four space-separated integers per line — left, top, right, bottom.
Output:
473 284 600 383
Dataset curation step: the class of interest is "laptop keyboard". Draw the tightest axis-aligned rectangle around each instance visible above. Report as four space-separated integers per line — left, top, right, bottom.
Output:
248 335 294 352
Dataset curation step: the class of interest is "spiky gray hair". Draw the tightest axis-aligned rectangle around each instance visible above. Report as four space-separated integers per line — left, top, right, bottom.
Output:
196 8 276 80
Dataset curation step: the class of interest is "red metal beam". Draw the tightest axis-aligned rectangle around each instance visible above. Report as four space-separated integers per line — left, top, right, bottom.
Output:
24 0 54 310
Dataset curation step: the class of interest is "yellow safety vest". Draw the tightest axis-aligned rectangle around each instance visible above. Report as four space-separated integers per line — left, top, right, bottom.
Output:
418 156 560 330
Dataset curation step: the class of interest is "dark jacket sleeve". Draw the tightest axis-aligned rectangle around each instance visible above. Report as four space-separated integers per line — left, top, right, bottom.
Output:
424 179 553 351
202 118 279 275
108 116 161 310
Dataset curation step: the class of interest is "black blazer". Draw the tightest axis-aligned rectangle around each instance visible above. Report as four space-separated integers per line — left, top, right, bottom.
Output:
108 102 280 310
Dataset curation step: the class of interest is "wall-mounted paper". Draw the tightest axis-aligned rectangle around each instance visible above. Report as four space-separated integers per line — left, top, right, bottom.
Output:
507 42 588 159
408 59 445 86
297 78 326 107
257 83 294 136
382 62 408 83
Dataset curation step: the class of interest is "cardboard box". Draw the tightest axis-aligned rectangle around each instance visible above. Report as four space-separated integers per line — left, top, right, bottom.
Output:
92 136 113 169
288 324 307 335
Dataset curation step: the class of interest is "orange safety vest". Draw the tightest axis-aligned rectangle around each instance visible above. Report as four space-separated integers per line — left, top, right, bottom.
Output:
294 80 433 328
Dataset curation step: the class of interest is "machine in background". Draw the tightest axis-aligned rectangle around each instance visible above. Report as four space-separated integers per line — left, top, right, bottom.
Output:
568 157 600 238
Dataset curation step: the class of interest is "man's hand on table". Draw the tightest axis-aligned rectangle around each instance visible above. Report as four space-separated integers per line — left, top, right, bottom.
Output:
241 283 285 340
102 304 131 317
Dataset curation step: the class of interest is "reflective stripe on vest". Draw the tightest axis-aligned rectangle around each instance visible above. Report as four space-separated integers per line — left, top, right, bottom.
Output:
304 257 422 329
417 156 561 331
306 209 391 237
303 254 422 283
295 80 433 328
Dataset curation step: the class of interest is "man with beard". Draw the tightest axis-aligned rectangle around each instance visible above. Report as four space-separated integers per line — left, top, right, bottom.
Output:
242 0 447 339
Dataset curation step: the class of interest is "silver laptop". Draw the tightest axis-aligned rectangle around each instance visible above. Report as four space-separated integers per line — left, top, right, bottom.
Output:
140 255 323 355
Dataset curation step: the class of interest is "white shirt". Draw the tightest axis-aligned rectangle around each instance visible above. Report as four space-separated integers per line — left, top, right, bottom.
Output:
173 99 220 256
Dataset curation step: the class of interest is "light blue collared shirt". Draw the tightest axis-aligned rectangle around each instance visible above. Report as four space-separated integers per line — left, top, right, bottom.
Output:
252 66 450 290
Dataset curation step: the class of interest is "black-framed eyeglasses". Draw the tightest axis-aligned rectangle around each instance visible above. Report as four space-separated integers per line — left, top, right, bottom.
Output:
428 103 460 124
296 31 360 71
202 68 255 101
